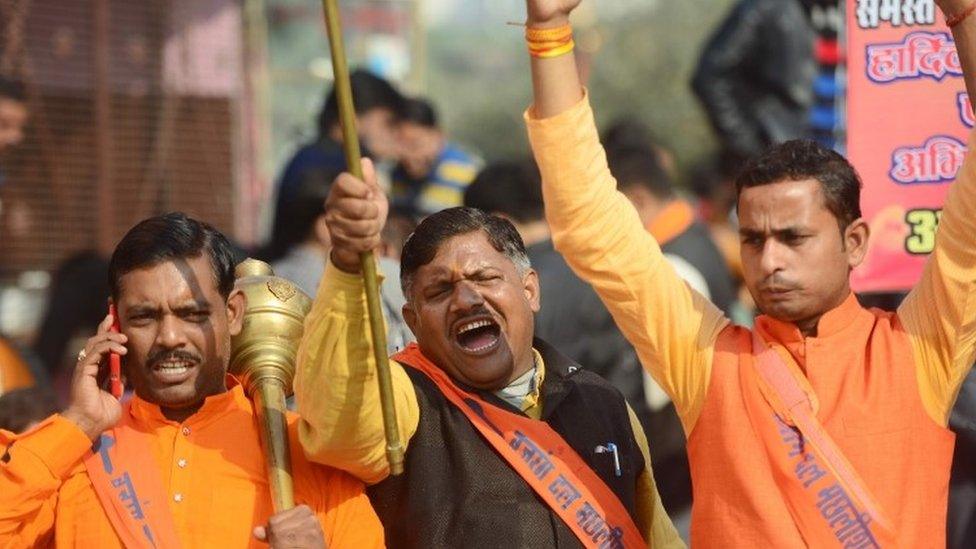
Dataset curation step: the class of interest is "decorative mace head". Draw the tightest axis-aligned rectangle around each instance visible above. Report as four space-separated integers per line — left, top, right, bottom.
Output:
230 259 313 397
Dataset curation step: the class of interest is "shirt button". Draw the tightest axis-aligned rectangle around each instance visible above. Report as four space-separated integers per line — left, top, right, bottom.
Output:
173 493 184 503
181 427 191 436
177 458 187 468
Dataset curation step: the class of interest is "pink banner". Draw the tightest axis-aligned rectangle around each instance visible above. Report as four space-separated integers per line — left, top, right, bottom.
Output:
847 0 968 293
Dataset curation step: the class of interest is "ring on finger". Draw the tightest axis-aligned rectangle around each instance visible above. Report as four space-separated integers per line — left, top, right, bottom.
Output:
77 348 88 362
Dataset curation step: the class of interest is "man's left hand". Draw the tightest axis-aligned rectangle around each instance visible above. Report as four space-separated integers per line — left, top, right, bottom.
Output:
253 505 326 548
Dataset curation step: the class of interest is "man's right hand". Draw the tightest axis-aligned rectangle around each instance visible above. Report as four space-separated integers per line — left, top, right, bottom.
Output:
62 314 125 440
324 158 389 274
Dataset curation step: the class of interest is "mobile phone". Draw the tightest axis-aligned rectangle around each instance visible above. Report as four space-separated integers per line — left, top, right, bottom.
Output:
108 304 123 399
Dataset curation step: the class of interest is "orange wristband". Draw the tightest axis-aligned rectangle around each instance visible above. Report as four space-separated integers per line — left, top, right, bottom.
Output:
530 40 576 59
525 23 573 43
526 23 574 59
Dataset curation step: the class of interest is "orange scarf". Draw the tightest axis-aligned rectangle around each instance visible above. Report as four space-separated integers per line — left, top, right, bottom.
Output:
393 343 646 549
83 404 182 549
647 200 695 246
742 332 898 548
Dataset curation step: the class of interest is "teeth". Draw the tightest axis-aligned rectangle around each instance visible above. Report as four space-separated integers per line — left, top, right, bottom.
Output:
467 341 495 352
157 362 191 372
457 319 494 335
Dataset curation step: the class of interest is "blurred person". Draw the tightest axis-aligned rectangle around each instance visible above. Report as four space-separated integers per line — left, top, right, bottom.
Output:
688 157 744 281
265 164 412 353
0 212 383 547
31 251 111 382
464 160 694 524
0 335 35 394
0 77 27 158
391 97 481 219
606 145 739 317
523 0 976 545
0 76 28 229
688 158 756 318
602 118 677 179
379 213 416 262
691 0 817 165
275 69 405 236
295 157 684 546
0 386 59 433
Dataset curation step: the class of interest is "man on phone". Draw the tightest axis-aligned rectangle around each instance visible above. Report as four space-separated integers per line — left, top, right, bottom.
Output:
0 212 383 548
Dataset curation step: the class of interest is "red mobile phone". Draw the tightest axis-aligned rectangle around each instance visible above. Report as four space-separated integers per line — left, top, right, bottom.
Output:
108 304 123 399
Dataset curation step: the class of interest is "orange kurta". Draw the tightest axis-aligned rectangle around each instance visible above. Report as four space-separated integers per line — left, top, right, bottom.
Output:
0 337 34 393
0 384 384 548
527 94 976 547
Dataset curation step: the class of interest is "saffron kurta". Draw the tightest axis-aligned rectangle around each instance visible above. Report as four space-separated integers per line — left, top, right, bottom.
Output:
526 94 976 548
0 383 384 547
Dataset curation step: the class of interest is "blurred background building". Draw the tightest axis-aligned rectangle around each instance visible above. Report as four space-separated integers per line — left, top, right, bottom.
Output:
0 0 742 341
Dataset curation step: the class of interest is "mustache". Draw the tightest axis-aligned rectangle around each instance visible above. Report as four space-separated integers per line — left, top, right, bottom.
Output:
451 306 495 327
147 349 202 368
758 274 800 292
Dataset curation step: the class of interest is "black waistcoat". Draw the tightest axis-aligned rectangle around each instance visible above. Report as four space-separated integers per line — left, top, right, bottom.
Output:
366 339 644 548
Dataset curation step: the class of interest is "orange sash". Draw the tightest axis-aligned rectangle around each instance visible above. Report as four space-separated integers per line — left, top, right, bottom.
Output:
83 405 182 549
647 200 695 246
742 332 898 548
393 343 646 549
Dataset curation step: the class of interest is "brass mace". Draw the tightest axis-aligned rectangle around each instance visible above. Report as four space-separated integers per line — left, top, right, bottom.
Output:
230 259 312 512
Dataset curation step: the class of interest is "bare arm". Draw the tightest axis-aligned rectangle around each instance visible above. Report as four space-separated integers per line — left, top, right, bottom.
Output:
525 0 583 118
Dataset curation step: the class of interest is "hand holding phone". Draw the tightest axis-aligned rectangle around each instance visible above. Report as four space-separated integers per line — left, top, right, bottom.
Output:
108 304 123 399
62 313 126 440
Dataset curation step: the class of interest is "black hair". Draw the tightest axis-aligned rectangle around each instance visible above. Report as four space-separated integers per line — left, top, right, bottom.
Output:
401 97 438 128
108 212 237 300
400 207 530 297
735 139 862 230
602 118 664 155
264 168 339 262
0 386 59 433
0 77 26 102
463 159 543 224
317 70 405 138
606 145 675 200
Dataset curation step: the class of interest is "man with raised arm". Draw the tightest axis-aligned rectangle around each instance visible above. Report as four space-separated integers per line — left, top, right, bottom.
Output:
295 157 683 546
524 0 976 546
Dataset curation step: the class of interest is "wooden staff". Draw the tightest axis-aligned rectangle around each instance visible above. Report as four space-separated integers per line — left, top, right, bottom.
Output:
320 0 405 476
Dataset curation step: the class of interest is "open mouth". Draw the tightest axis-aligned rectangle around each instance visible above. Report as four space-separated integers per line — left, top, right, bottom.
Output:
151 359 197 384
454 317 501 355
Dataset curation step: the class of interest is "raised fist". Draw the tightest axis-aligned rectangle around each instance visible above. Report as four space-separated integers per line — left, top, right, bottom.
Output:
324 158 389 274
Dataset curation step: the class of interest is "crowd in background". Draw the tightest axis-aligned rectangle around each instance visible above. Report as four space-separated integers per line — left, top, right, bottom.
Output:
2 0 976 546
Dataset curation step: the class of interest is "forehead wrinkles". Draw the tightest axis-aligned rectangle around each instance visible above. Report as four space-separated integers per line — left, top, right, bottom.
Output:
118 259 217 306
420 256 498 285
740 181 825 228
